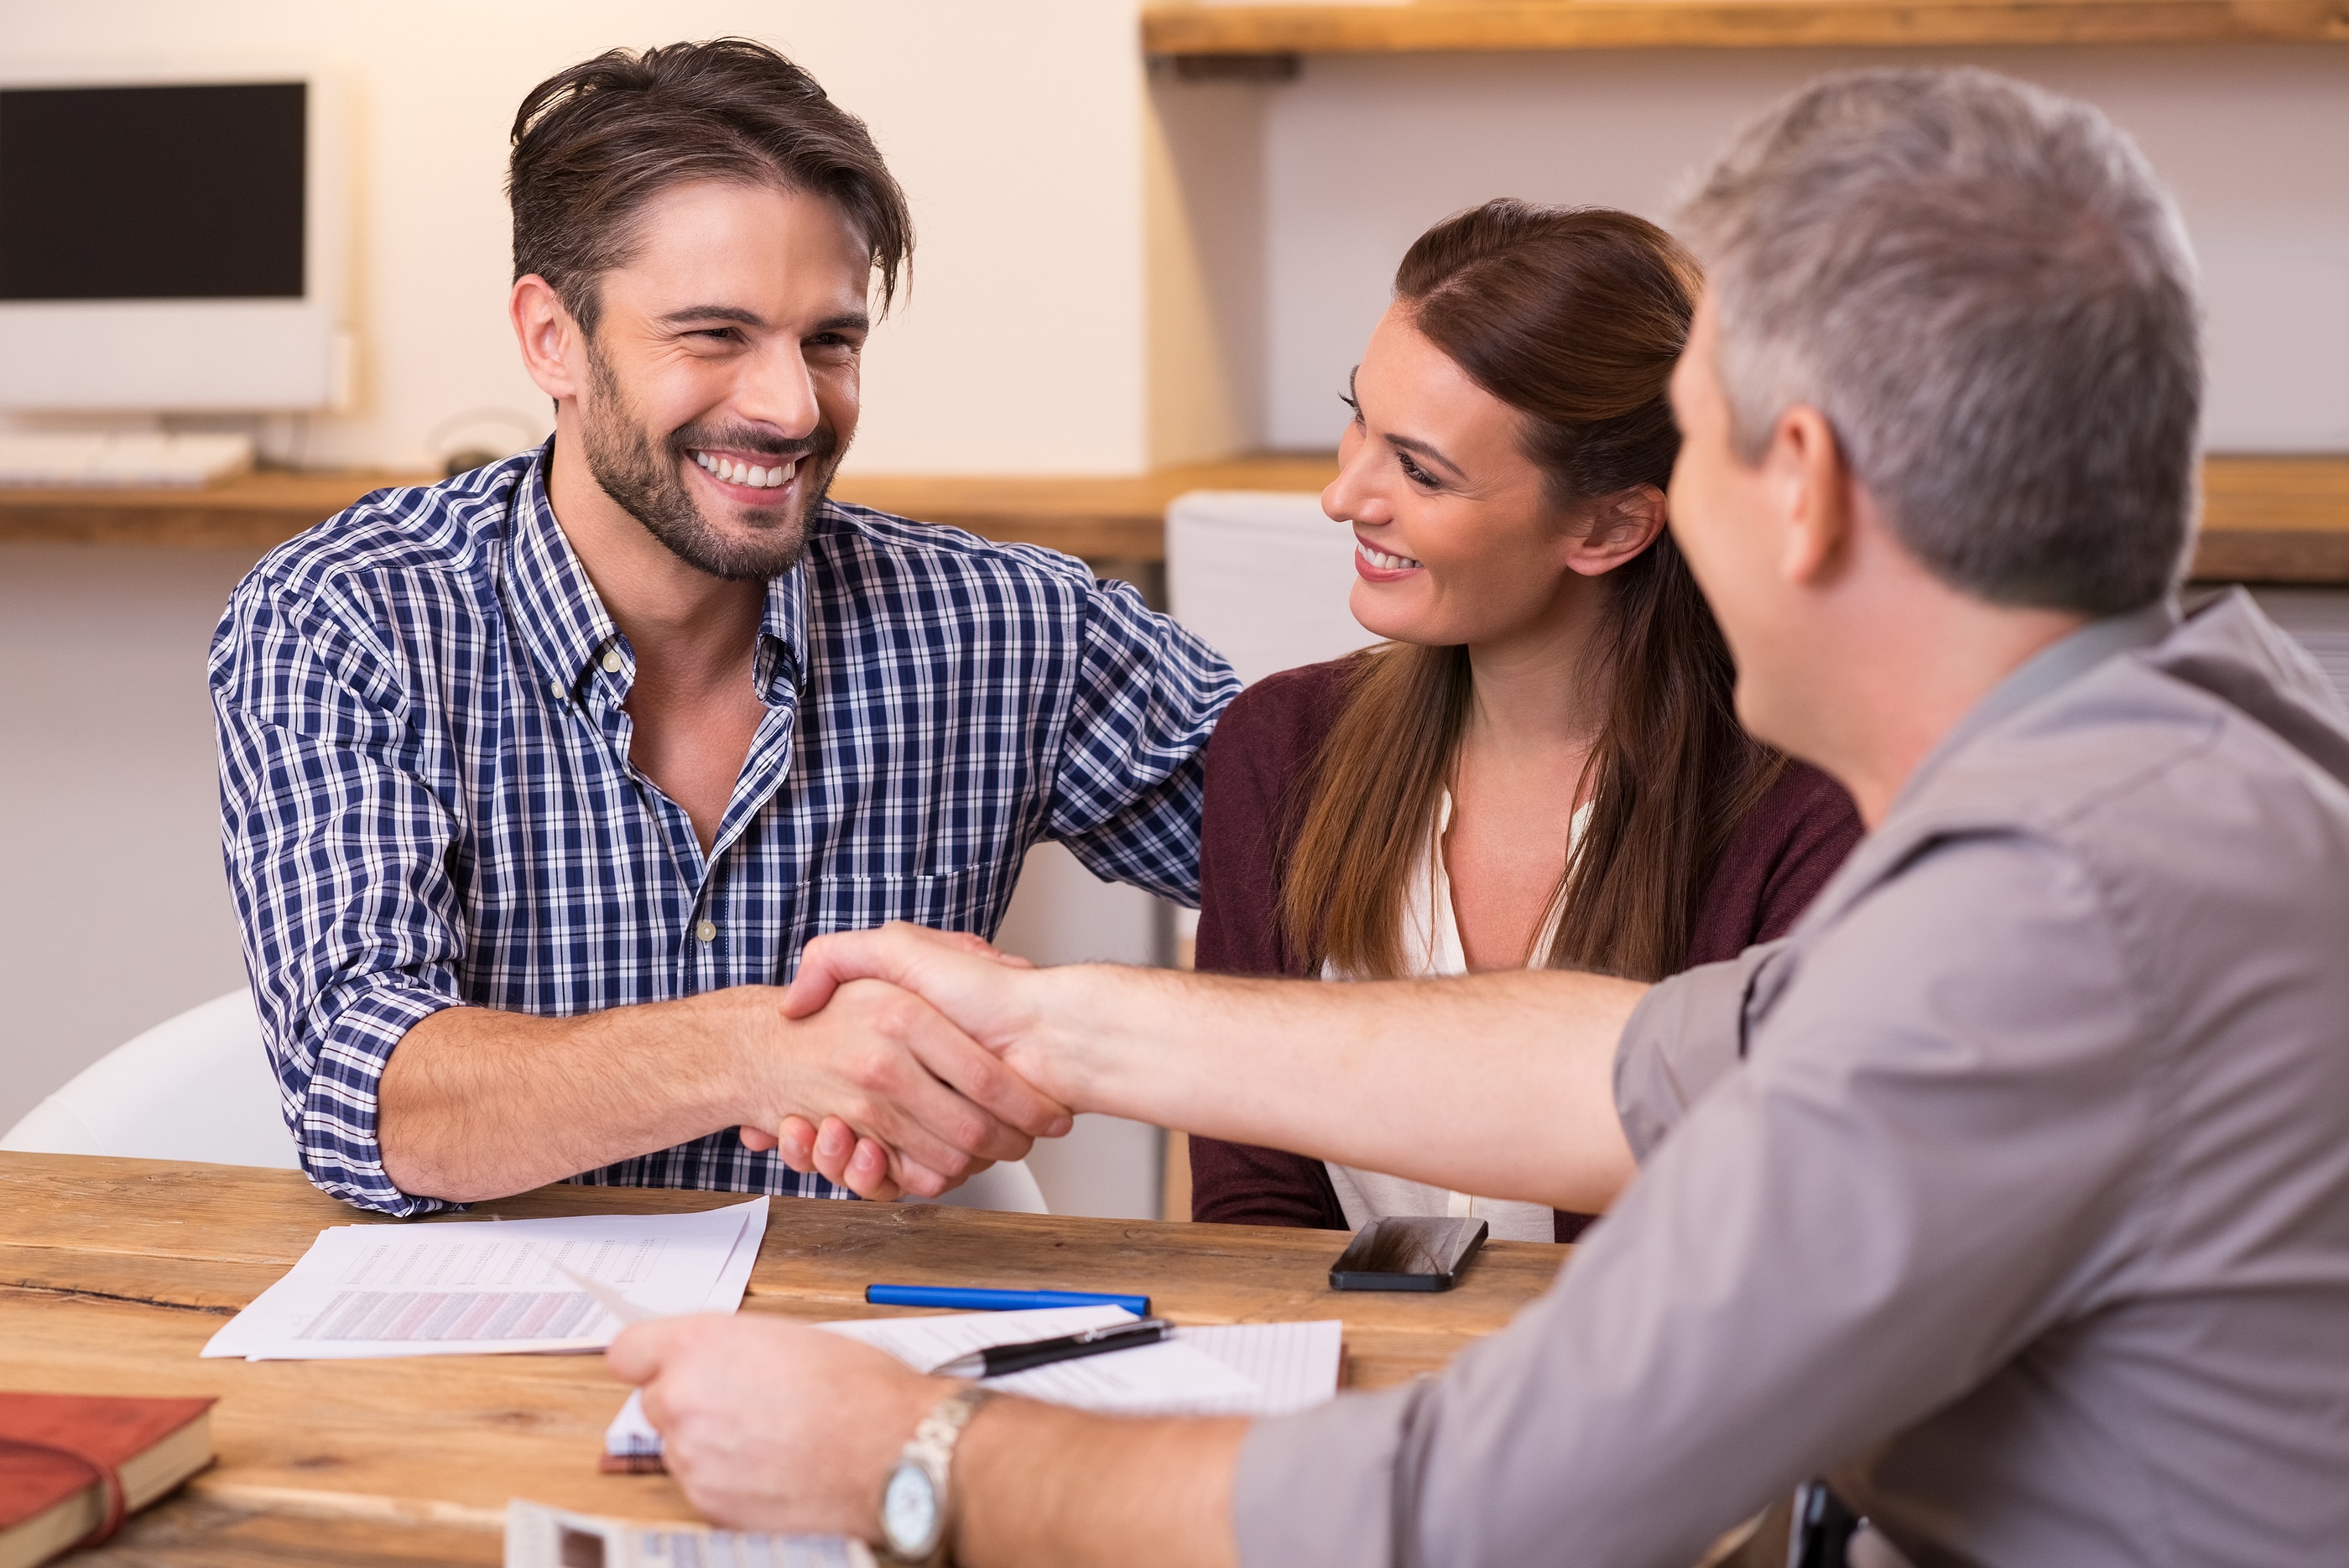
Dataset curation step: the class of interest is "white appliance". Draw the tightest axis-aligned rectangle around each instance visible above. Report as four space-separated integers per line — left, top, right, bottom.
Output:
1165 489 1381 689
0 66 350 412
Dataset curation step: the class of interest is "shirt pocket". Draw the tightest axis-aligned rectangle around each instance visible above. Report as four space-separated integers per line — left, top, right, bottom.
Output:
792 866 1010 951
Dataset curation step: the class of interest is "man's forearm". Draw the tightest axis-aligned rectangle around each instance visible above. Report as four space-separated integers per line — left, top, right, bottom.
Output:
1025 965 1646 1214
955 1401 1247 1568
378 993 758 1201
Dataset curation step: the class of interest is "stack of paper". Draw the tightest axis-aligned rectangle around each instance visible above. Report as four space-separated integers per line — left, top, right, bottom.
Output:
203 1200 767 1361
604 1305 1343 1465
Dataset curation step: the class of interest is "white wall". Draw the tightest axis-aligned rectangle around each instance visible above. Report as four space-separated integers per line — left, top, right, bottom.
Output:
1247 44 2349 453
0 545 260 1134
0 0 1152 477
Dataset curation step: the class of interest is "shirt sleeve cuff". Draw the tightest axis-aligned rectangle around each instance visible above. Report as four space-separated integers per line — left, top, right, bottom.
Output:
297 980 461 1218
1232 1383 1424 1566
1613 940 1788 1163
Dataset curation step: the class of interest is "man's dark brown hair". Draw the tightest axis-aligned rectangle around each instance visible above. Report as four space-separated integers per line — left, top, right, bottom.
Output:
508 39 913 334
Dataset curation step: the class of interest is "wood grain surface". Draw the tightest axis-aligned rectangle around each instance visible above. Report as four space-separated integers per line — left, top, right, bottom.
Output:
2 1151 1561 1565
1142 0 2349 55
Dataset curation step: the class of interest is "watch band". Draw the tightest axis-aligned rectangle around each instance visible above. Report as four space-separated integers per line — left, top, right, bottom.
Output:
882 1384 996 1565
912 1383 994 1468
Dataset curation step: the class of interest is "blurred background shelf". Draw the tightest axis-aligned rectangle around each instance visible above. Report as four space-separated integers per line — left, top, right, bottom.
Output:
1142 0 2349 57
3 452 2345 582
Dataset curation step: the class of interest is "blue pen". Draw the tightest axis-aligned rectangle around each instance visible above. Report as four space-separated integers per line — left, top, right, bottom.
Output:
865 1284 1151 1315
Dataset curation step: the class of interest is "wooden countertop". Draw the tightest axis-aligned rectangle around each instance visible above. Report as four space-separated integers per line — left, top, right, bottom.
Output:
1142 0 2349 56
3 1150 1561 1565
3 452 2344 583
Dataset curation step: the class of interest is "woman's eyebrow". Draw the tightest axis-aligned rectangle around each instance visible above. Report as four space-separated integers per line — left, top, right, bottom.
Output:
1352 367 1466 480
1386 430 1465 480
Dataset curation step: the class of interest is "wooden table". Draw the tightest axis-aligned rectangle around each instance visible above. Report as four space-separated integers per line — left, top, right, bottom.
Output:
0 1152 1564 1565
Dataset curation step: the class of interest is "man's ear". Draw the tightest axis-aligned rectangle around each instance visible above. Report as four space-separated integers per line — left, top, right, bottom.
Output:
1768 405 1855 588
1564 485 1668 578
510 274 585 404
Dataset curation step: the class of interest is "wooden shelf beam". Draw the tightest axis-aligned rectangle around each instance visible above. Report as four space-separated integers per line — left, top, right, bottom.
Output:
3 453 2346 583
1143 1 2349 57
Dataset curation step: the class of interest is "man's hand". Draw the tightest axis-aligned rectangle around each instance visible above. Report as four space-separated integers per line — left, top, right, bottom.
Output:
785 924 1050 1067
751 927 1058 1196
747 977 1067 1200
608 1314 942 1535
380 972 1067 1205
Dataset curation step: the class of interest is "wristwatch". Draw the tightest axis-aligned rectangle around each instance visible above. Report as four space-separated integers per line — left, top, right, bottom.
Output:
878 1384 996 1565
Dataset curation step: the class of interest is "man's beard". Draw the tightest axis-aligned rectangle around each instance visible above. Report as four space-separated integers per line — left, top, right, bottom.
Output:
579 340 841 581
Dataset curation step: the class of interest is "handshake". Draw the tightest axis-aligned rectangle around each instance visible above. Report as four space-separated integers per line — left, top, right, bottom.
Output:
733 921 1643 1220
742 923 1102 1204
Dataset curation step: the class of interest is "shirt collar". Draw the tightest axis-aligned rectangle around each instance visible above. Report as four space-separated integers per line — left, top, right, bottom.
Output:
506 441 810 707
1895 596 2180 810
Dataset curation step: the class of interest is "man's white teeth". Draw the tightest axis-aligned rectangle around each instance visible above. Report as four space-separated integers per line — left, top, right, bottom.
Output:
692 451 796 488
1357 541 1423 571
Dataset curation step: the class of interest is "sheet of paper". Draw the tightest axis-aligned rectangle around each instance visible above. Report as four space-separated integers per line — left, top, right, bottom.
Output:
204 1199 767 1361
605 1305 1346 1459
506 1498 872 1568
701 1201 764 1313
1174 1320 1345 1416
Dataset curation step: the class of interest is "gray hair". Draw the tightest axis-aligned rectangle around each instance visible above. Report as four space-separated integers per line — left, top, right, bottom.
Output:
1676 68 2201 614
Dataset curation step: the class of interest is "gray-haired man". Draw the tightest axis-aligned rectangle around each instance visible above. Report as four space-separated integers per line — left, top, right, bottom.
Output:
602 69 2349 1568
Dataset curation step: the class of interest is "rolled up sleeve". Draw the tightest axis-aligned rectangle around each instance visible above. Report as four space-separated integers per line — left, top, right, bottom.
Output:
211 570 465 1216
1230 836 2148 1568
1046 570 1238 909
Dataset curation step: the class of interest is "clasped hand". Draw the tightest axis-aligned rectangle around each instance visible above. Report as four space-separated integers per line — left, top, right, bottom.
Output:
747 925 1064 1201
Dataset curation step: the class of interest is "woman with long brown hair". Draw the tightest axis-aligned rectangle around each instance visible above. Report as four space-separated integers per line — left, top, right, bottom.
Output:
1188 201 1862 1242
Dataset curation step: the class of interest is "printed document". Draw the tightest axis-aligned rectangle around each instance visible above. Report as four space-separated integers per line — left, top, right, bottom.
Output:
203 1199 766 1361
605 1305 1344 1462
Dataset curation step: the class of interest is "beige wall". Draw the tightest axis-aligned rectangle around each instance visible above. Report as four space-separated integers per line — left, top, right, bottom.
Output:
1242 44 2349 452
0 0 1154 476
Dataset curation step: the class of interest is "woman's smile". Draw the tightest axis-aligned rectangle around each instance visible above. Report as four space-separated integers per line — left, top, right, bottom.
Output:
1354 536 1425 581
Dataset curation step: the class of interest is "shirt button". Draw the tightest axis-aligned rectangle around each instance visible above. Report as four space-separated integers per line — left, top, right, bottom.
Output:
602 649 622 674
548 679 564 701
696 919 718 944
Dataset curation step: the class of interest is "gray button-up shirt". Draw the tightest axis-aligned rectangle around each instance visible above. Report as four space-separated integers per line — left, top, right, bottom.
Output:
1234 590 2349 1567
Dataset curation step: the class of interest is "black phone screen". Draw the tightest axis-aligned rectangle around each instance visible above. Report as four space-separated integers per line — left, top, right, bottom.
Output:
1329 1216 1490 1292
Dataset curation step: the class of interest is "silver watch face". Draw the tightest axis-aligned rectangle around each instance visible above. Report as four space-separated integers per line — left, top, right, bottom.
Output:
882 1458 941 1559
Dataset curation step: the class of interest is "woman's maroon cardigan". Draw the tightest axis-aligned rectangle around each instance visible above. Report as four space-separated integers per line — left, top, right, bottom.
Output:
1187 657 1866 1242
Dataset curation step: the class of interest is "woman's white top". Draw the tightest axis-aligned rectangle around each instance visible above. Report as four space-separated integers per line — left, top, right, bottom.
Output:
1320 790 1591 1244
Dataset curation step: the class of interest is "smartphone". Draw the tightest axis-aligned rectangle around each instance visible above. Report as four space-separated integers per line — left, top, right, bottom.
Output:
1328 1216 1490 1292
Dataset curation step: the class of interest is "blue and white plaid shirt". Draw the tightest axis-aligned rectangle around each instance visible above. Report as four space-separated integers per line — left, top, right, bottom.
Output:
211 447 1236 1216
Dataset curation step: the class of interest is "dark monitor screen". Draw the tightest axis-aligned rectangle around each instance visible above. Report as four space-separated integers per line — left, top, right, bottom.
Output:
0 81 305 302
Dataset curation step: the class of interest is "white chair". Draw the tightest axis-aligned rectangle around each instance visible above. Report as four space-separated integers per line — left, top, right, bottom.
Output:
1 988 298 1167
924 1159 1050 1215
1166 489 1382 688
1 987 1051 1212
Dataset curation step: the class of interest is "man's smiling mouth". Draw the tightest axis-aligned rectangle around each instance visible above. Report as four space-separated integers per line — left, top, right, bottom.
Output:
690 449 797 489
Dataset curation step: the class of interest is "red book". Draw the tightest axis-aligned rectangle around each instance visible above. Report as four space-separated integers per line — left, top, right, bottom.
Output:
0 1393 216 1568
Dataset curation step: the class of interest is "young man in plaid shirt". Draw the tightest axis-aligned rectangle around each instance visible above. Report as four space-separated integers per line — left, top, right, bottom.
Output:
210 40 1235 1218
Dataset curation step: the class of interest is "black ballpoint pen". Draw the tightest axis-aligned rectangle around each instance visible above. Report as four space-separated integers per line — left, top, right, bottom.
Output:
932 1318 1175 1379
